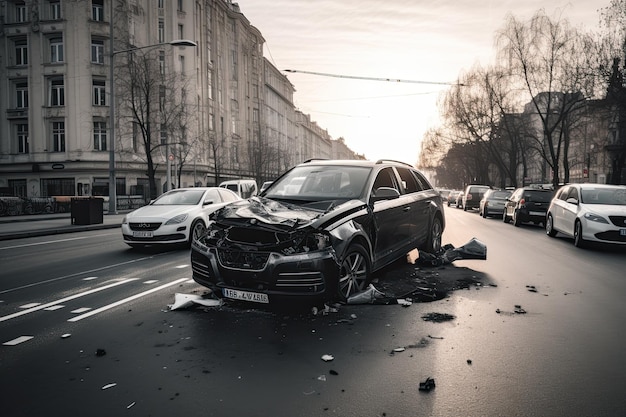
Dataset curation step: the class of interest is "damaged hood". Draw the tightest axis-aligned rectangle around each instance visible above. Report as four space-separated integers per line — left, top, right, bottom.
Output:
212 196 366 231
213 197 324 229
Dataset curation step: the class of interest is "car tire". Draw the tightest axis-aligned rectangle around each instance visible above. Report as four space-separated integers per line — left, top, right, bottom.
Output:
574 220 587 248
338 244 371 301
513 210 521 227
189 219 206 245
425 216 443 253
546 214 557 237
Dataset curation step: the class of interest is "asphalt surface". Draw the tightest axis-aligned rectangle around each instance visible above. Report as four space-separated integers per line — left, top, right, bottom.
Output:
0 212 126 241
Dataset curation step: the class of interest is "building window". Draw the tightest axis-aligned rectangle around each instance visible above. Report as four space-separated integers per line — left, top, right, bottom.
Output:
158 0 164 9
91 38 104 64
177 0 184 12
178 24 184 39
17 123 29 154
92 0 104 21
158 19 165 43
94 121 107 151
159 86 166 112
49 78 65 106
93 79 106 105
52 121 66 152
179 55 185 74
50 37 64 63
160 124 167 146
16 3 28 23
8 179 27 198
16 82 29 109
15 39 28 66
232 144 239 163
49 0 62 20
159 50 165 75
41 178 75 197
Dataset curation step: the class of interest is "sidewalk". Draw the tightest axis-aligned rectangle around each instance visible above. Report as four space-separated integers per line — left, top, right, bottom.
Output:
0 212 128 241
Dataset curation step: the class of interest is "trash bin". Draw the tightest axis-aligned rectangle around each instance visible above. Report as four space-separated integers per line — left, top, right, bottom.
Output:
71 198 103 225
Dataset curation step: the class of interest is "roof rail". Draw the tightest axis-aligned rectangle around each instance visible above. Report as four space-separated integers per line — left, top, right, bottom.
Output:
375 159 413 167
302 158 328 163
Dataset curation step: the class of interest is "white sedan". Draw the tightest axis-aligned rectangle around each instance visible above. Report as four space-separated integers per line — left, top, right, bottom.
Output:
122 187 240 248
546 183 626 248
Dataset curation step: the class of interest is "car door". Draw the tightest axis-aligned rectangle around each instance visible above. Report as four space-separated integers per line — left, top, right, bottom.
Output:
552 186 569 232
369 167 407 267
561 186 580 236
395 167 432 247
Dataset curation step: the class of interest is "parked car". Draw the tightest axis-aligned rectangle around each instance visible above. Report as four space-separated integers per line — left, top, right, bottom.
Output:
462 185 491 211
479 189 512 218
546 183 626 248
191 159 446 305
121 187 241 248
218 179 258 198
503 186 553 227
446 190 459 207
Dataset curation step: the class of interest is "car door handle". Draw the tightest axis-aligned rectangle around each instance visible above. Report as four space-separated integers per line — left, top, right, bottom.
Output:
403 206 411 212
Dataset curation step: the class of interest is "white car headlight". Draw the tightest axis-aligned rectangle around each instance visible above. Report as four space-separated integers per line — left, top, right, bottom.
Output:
165 213 189 225
583 212 609 224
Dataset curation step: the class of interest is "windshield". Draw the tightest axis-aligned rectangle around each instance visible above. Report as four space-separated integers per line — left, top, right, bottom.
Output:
153 189 204 205
581 188 626 205
491 191 512 199
264 165 371 200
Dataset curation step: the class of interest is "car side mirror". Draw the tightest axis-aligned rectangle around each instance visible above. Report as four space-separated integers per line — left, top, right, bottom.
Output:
203 200 214 206
565 197 578 205
371 187 400 203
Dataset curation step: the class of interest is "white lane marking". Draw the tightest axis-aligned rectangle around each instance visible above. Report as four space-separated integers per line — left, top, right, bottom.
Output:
43 305 65 311
143 280 158 284
0 279 136 323
175 265 188 269
3 336 34 346
0 233 116 250
0 255 164 295
71 307 91 314
68 278 190 322
83 277 98 281
19 303 41 309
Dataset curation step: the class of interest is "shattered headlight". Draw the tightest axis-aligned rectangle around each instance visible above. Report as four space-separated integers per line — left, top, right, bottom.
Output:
165 213 189 225
282 231 331 255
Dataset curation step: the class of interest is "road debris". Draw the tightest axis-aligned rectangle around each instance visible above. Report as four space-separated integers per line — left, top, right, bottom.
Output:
321 354 334 362
168 293 223 310
347 284 386 304
101 383 117 390
409 238 487 267
421 312 455 322
61 333 71 339
95 348 106 357
419 377 436 392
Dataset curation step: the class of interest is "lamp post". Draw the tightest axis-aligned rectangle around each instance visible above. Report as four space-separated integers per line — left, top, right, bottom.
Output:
108 3 196 213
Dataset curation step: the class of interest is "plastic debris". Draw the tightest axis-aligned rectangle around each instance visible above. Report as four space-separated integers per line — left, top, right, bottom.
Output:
168 293 223 310
321 354 334 362
318 375 327 381
409 238 487 266
421 312 455 322
419 377 436 392
61 333 71 339
347 284 386 304
397 298 412 307
95 348 106 357
392 347 406 353
127 402 136 409
101 383 117 390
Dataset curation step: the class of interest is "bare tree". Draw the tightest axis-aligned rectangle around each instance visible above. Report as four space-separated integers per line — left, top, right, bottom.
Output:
115 48 195 199
497 10 598 188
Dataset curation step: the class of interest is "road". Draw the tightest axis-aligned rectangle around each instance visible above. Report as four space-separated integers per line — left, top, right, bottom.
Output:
1 208 625 416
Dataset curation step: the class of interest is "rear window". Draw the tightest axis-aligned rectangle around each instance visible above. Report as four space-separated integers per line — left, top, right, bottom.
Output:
524 190 552 203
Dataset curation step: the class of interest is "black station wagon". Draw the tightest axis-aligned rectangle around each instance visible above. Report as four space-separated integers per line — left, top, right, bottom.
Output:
191 159 446 305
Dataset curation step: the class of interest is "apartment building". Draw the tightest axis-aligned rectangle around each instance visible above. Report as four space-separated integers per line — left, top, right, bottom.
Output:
0 0 360 209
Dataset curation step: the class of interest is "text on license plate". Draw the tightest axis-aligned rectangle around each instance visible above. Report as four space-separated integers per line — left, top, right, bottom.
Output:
529 211 545 216
222 288 269 304
620 229 626 236
133 231 153 238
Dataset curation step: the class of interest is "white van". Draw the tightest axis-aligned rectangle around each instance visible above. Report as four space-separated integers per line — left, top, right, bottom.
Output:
218 179 258 198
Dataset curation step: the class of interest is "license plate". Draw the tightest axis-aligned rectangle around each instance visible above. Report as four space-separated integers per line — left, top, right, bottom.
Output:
223 288 269 304
529 211 545 216
133 231 153 238
620 229 626 236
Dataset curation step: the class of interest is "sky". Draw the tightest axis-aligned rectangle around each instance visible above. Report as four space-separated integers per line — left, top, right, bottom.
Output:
239 0 607 166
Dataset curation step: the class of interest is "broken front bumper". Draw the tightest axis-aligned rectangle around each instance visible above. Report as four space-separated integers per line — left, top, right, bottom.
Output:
191 241 340 303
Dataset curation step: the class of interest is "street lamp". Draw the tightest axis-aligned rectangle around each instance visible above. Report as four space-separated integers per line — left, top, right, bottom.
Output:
108 3 196 214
